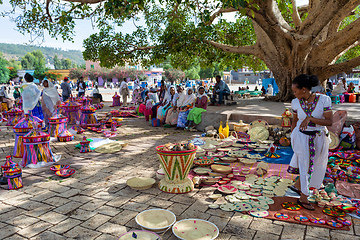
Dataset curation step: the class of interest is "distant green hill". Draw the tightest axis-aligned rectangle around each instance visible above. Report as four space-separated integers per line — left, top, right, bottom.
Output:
0 42 85 65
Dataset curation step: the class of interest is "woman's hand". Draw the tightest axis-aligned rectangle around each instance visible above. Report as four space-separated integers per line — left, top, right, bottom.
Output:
299 117 311 131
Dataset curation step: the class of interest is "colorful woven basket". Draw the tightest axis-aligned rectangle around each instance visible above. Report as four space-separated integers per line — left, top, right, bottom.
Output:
57 129 74 142
6 107 24 126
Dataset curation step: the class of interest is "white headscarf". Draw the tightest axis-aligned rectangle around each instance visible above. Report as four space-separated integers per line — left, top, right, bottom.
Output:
182 88 196 107
134 79 141 90
43 80 61 106
197 86 207 99
177 86 186 106
21 82 41 113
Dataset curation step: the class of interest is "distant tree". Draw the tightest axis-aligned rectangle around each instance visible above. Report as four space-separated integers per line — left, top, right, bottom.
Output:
69 68 85 80
185 66 200 80
21 50 46 79
21 52 36 69
53 55 62 69
199 68 215 79
61 58 72 69
7 59 21 70
163 63 172 70
78 64 86 69
44 71 61 80
165 69 185 84
0 54 10 83
7 67 18 80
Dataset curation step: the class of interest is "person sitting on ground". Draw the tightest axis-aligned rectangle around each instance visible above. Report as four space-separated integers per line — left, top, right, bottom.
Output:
176 88 195 130
254 86 258 91
165 85 184 127
332 78 347 95
210 75 230 106
347 82 355 93
0 86 14 110
186 86 208 130
91 85 103 102
13 86 21 100
60 77 72 101
261 86 266 96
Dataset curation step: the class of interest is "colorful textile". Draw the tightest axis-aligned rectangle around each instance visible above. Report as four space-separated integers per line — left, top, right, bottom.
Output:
177 110 190 128
187 107 206 124
165 108 179 125
32 102 44 120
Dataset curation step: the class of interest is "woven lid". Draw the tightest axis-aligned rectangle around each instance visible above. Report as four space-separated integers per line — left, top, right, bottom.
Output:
14 114 43 130
1 156 18 169
58 129 74 138
329 131 340 150
7 107 23 115
23 129 50 143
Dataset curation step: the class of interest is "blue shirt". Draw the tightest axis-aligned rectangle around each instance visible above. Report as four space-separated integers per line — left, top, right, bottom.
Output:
214 80 230 93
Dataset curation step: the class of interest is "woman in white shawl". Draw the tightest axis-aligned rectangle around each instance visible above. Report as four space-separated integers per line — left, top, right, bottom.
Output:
176 88 196 129
41 79 61 125
0 86 14 110
267 84 273 96
165 85 184 126
157 86 176 122
21 73 44 120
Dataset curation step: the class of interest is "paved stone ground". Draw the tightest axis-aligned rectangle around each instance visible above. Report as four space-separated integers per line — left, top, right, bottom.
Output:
0 103 359 240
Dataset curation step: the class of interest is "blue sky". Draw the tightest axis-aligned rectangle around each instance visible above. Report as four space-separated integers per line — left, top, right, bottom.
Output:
0 0 309 51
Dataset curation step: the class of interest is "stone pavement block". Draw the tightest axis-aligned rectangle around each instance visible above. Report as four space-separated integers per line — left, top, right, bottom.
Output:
281 224 306 240
39 211 68 224
81 187 105 197
330 231 359 240
179 209 211 221
254 231 280 240
227 212 253 228
64 225 102 239
45 196 70 206
124 218 138 228
331 226 354 236
50 218 82 234
23 186 47 195
95 233 117 240
96 205 121 217
0 190 23 200
117 188 142 198
80 213 112 230
122 201 149 212
224 225 256 238
53 201 83 215
96 222 128 237
67 209 97 221
354 223 360 236
208 215 230 231
7 215 40 228
10 193 34 202
80 199 108 211
62 180 88 189
0 222 6 228
206 208 235 218
170 194 196 205
0 208 25 222
69 194 95 203
30 230 67 240
156 191 174 200
249 218 283 235
187 199 211 213
131 194 155 203
306 226 330 239
29 190 58 202
25 205 54 218
0 204 16 214
146 198 174 208
56 188 81 198
3 234 27 240
17 221 52 238
92 191 119 201
167 203 188 216
17 200 46 211
111 210 138 225
0 225 21 239
106 196 131 207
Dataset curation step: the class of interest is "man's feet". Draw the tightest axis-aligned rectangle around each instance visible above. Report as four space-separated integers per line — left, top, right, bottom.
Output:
216 103 221 106
209 103 215 106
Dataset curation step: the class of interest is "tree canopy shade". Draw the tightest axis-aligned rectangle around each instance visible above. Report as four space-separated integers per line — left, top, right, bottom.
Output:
3 0 360 100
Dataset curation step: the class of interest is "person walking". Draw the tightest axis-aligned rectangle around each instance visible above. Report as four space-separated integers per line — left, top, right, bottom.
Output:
119 78 130 106
77 77 86 97
287 74 333 210
21 73 44 120
60 77 72 101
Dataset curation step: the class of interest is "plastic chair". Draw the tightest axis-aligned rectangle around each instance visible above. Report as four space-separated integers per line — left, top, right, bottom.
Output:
330 95 340 104
339 95 345 103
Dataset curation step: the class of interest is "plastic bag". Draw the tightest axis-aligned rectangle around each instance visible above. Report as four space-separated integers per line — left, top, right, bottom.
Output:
339 125 356 149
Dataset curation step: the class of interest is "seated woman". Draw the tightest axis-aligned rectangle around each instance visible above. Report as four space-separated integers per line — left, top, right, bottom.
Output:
0 86 14 111
186 86 208 130
91 85 103 102
157 86 177 123
176 88 195 130
13 86 21 100
164 85 184 127
41 79 61 126
347 82 355 93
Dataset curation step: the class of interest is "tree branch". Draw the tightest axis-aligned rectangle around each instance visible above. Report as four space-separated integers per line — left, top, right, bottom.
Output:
291 0 301 28
327 0 360 37
114 45 156 55
46 0 53 22
312 17 360 64
206 7 239 25
317 55 360 78
203 39 261 57
63 0 104 3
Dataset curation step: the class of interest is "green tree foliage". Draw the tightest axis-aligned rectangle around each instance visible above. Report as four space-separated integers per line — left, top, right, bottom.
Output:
61 58 72 69
0 53 9 83
53 55 62 69
21 50 46 79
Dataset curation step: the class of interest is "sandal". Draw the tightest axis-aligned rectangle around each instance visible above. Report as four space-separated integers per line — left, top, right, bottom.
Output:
289 185 301 195
297 199 315 211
